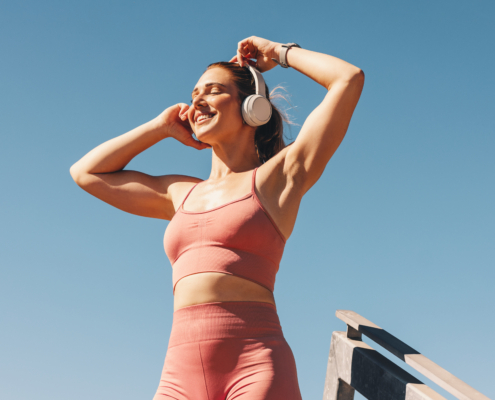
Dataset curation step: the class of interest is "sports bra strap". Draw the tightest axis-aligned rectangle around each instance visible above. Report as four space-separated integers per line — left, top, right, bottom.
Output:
181 169 258 211
179 181 202 210
252 167 259 194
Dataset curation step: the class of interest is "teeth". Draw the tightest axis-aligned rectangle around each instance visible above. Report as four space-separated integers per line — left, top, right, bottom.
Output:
197 114 215 123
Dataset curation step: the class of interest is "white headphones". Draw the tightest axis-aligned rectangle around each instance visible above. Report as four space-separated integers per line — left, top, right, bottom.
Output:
237 63 272 127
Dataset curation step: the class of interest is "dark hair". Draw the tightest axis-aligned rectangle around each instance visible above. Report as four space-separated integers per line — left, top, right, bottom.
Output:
206 62 295 164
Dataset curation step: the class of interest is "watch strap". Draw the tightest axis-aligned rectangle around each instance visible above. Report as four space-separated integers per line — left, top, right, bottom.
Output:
272 43 301 68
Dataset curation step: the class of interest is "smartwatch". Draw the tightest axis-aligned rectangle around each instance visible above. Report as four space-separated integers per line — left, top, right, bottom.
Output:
272 43 301 68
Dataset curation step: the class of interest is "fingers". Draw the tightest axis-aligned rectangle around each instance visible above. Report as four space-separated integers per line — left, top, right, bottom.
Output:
229 55 257 71
236 37 263 69
231 54 247 67
191 135 212 150
186 137 202 150
188 136 211 150
245 58 256 67
199 141 212 150
180 132 206 150
236 47 244 67
178 103 189 112
230 54 248 66
177 103 189 121
236 40 244 66
237 37 252 66
177 124 211 150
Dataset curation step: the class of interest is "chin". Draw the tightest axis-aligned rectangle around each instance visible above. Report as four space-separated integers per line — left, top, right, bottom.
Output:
195 120 244 144
194 129 215 144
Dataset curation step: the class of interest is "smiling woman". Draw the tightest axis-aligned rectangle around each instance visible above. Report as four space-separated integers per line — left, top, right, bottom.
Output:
188 61 291 164
69 35 364 399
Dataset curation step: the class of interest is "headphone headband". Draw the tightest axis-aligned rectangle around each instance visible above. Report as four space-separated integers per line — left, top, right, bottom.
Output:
233 61 272 127
234 62 267 98
245 64 266 98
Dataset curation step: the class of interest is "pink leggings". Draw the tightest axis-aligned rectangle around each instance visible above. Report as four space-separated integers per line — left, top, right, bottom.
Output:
153 301 302 400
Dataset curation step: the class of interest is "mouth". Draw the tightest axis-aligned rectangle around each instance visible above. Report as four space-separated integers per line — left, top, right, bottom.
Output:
196 113 216 125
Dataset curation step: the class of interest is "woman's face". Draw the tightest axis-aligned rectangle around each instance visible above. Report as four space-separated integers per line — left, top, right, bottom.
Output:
187 67 245 144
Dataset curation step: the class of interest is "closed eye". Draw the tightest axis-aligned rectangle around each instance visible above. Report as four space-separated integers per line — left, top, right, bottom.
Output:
191 92 221 103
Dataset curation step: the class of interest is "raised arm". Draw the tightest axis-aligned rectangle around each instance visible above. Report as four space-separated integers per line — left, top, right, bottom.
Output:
280 45 364 193
232 37 364 195
70 103 210 220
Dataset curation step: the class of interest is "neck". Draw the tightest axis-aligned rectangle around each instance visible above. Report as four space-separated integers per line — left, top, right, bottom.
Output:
208 133 261 179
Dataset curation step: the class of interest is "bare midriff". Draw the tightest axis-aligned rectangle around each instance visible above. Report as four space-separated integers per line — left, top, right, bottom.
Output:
173 272 276 312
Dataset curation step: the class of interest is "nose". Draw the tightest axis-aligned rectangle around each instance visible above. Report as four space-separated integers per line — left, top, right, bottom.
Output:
189 93 210 121
191 92 208 108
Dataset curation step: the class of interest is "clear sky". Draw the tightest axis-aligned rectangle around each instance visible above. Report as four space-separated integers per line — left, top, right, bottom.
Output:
1 1 494 399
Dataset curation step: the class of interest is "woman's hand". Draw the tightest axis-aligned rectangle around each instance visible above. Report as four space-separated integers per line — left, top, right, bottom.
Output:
155 103 211 150
229 36 282 73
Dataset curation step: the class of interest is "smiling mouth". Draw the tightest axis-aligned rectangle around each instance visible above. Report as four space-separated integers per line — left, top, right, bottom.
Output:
196 114 216 125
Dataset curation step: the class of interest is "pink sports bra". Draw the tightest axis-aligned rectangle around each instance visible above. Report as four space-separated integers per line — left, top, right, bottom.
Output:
164 167 286 295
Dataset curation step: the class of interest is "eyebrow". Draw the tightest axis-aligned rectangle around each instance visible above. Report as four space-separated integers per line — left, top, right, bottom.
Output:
191 82 227 96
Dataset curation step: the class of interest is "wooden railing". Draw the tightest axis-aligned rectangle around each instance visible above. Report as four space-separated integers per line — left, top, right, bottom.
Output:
322 310 490 400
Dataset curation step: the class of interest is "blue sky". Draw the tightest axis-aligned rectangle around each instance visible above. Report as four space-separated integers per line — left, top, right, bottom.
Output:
1 1 493 399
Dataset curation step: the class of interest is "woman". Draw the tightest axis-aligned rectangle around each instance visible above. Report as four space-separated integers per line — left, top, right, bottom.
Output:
70 36 364 400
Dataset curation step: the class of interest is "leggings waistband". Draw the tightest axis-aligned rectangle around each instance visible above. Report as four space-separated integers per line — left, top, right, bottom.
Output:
169 301 283 348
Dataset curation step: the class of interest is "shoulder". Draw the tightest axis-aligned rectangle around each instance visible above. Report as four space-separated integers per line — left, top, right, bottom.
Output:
155 174 203 218
164 174 203 196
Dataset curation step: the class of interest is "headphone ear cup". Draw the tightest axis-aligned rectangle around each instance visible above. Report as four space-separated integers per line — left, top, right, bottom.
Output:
242 95 272 127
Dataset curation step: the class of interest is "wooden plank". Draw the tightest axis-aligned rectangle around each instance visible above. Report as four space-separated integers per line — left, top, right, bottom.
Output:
324 331 447 400
335 310 490 400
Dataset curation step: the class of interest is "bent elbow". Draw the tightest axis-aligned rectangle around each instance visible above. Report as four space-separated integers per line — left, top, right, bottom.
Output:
70 163 86 186
329 68 365 91
358 68 365 82
351 68 365 87
342 69 365 94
